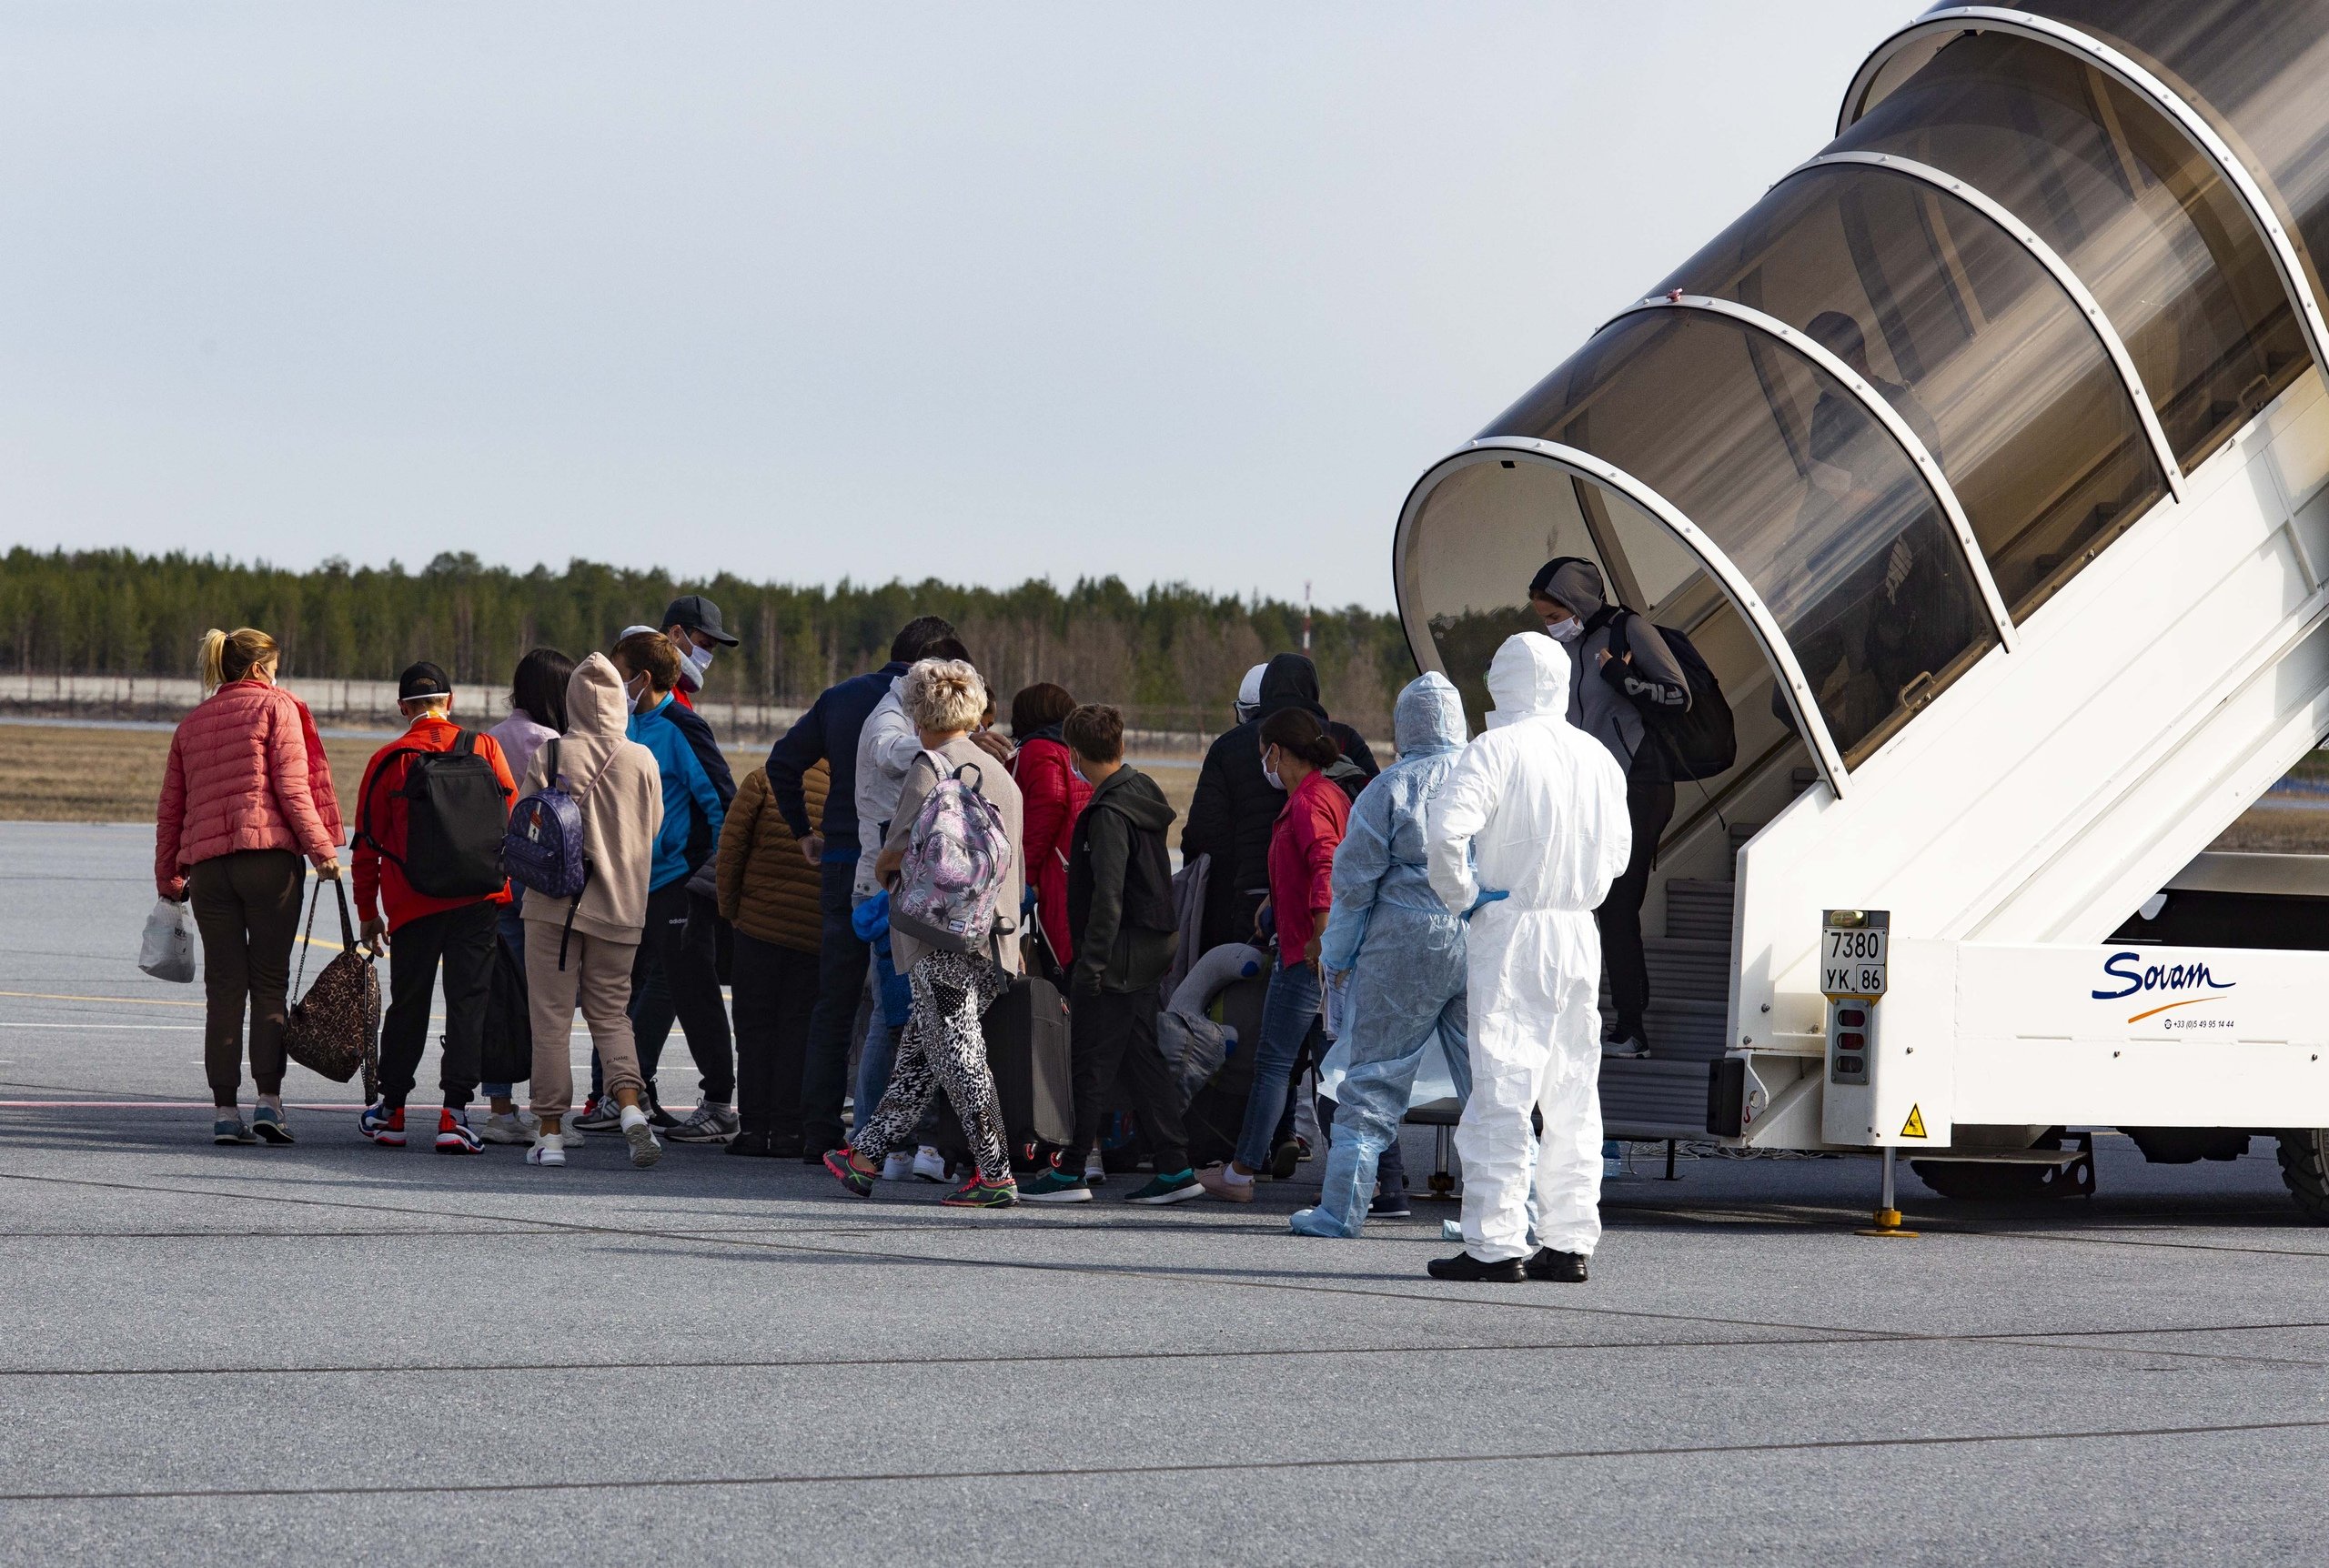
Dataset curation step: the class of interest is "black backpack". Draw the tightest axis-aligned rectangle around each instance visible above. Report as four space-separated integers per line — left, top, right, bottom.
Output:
1608 612 1736 781
358 731 512 899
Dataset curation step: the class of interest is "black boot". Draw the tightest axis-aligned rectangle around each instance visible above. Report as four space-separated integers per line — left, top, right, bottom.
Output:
1525 1247 1588 1283
724 1130 774 1158
1427 1250 1526 1283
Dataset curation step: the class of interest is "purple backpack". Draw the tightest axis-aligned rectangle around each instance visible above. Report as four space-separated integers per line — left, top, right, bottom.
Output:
502 739 592 967
887 752 1012 957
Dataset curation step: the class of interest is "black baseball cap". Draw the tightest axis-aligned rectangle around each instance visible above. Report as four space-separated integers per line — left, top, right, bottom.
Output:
398 661 453 700
660 593 738 647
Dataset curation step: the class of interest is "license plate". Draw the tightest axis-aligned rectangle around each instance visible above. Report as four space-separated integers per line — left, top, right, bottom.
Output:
1822 926 1888 997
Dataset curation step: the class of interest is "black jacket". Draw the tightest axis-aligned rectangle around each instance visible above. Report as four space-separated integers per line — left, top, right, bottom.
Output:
1067 765 1179 995
1179 653 1378 951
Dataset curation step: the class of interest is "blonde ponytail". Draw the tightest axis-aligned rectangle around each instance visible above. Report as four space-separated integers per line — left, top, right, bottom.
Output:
198 628 280 696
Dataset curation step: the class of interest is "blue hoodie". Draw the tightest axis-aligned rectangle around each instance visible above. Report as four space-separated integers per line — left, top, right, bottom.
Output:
630 693 730 891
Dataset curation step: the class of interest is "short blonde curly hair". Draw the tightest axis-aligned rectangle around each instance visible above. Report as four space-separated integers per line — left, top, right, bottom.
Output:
901 658 986 734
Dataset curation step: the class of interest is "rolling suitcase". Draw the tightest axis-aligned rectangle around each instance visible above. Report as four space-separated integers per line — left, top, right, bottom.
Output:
933 970 1074 1170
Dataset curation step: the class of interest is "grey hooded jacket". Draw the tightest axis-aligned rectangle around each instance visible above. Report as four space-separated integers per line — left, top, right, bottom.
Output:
1538 558 1689 784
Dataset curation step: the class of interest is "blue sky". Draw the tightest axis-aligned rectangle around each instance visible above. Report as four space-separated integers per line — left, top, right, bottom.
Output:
0 2 1911 608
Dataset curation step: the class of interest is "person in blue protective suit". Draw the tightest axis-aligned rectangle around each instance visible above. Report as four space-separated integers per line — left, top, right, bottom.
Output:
1290 672 1472 1239
1425 633 1629 1283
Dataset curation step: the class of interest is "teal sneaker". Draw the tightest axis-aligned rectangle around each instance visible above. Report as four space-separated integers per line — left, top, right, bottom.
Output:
1125 1169 1204 1206
1020 1167 1092 1203
213 1113 257 1146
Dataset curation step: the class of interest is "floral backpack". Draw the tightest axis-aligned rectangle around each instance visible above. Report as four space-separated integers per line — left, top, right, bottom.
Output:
887 751 1013 958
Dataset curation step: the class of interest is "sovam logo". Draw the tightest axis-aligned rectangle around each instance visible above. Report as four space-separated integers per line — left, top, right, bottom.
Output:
2092 950 2235 1026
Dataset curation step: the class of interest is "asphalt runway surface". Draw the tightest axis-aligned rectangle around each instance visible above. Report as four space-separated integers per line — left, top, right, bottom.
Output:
5 820 2325 1564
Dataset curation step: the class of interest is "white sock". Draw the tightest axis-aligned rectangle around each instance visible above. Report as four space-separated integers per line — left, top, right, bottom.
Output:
619 1104 649 1131
1223 1165 1255 1187
535 1132 564 1151
257 1092 282 1110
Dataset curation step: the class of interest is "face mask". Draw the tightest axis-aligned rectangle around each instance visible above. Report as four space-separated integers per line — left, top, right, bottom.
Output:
1262 749 1284 791
1070 763 1090 786
1545 616 1583 645
627 674 653 714
679 639 713 691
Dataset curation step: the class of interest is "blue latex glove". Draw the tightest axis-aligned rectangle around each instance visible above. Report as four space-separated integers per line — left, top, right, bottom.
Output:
1463 889 1508 921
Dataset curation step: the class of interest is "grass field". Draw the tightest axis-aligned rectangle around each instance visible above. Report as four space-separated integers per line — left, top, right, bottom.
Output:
0 720 1206 832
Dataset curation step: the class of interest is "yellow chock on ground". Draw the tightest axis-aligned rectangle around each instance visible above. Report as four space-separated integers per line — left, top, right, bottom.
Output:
1858 1206 1918 1239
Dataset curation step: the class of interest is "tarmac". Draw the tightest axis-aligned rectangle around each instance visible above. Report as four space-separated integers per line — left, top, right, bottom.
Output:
5 819 2327 1564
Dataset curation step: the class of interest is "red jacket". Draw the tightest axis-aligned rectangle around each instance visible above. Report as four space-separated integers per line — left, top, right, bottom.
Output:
1266 767 1348 969
1011 736 1092 963
155 679 343 898
352 717 516 931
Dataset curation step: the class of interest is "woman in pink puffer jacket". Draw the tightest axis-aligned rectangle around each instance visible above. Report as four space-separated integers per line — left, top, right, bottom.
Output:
155 628 345 1145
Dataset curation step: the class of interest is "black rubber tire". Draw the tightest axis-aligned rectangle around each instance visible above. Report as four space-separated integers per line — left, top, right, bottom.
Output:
2275 1131 2329 1223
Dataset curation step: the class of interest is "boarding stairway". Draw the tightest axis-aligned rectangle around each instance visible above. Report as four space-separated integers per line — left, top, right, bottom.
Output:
1598 375 2329 1146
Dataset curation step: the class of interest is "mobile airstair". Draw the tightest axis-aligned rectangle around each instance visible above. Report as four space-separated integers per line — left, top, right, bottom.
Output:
1393 4 2329 1216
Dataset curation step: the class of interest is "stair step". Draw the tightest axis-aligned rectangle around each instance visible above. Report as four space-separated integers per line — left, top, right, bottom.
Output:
1598 998 1730 1060
1727 821 1762 859
1663 879 1735 942
1598 937 1730 1003
1599 1058 1712 1137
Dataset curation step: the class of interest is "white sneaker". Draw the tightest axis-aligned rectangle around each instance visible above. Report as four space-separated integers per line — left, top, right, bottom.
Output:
1603 1038 1650 1060
526 1134 566 1167
620 1105 662 1170
1083 1147 1106 1186
882 1152 913 1181
912 1145 948 1182
481 1111 538 1145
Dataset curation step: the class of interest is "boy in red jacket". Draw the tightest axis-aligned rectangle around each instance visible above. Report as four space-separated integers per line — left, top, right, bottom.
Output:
353 662 518 1153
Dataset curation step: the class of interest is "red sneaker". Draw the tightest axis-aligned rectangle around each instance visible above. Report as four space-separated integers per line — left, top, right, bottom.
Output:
358 1099 406 1147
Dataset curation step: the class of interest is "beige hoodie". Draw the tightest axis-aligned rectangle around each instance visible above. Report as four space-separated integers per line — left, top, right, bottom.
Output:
518 653 664 945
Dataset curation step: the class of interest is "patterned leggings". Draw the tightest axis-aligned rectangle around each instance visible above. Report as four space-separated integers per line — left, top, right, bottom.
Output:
855 950 1012 1182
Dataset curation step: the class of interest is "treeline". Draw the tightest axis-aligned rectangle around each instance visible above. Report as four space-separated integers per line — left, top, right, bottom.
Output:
0 548 1416 735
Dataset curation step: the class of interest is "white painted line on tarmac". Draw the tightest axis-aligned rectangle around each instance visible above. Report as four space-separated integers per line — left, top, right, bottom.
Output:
0 1015 202 1025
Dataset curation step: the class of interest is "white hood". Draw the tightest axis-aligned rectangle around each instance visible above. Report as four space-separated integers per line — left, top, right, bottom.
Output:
1482 633 1570 729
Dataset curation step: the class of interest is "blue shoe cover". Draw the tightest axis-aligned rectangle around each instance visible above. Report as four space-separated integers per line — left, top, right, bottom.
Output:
1289 1206 1359 1238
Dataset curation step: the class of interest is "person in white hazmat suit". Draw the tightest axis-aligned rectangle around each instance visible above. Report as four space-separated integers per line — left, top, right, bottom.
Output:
1289 671 1471 1239
1425 632 1629 1283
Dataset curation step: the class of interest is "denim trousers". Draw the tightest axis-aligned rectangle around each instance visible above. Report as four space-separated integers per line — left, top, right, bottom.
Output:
1234 959 1322 1171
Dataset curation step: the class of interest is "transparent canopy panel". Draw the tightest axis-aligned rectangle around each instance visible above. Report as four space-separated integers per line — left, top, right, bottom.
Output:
1657 160 2164 621
1842 28 2307 474
2010 0 2329 335
1477 311 2000 766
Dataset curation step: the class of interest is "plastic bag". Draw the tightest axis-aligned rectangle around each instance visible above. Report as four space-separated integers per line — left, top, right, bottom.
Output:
138 897 197 983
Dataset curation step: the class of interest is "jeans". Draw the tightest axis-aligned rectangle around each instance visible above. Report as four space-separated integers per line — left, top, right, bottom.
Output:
852 988 901 1140
731 930 818 1140
1234 960 1322 1171
377 900 498 1110
1594 779 1674 1046
802 857 872 1155
187 849 307 1107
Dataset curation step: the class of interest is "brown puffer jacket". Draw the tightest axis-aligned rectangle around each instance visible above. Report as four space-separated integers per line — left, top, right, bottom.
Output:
717 762 826 953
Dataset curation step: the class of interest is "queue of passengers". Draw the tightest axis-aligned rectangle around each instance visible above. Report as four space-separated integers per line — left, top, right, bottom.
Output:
154 558 1659 1282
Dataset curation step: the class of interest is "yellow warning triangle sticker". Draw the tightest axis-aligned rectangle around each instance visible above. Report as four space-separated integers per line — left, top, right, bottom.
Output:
1901 1104 1928 1139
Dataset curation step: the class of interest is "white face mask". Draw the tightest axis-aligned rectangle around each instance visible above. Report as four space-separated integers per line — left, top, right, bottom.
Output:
680 639 713 689
1545 616 1583 645
1262 748 1284 791
627 673 653 714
